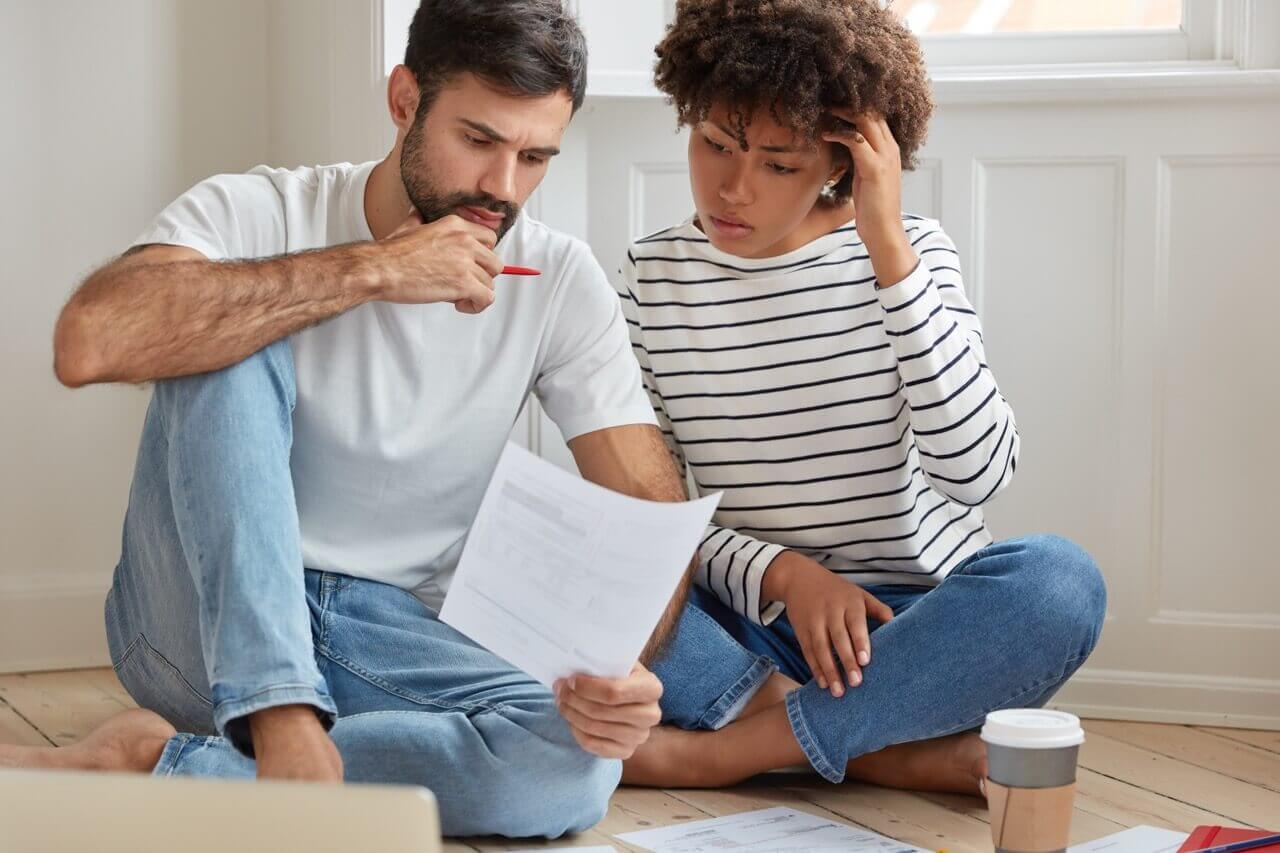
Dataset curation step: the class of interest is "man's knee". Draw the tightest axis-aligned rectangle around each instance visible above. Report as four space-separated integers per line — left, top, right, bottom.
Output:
153 338 295 423
478 747 619 838
546 752 619 836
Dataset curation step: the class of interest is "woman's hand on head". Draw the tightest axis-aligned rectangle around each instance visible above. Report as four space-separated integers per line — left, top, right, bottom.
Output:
822 110 904 244
823 109 917 285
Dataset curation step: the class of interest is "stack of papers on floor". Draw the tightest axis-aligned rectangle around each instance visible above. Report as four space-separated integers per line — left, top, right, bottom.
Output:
513 809 1190 853
616 807 924 852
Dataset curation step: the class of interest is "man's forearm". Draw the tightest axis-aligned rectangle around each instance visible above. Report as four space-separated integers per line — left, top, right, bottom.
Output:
55 242 378 386
640 556 694 664
569 424 692 664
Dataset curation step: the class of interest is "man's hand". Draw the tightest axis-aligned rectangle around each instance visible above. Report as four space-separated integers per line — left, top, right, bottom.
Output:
248 704 343 782
822 109 918 287
764 551 894 698
370 211 503 314
554 663 663 759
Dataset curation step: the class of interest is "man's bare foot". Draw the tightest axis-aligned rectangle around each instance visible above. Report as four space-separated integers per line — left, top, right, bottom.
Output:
0 708 175 773
847 731 988 797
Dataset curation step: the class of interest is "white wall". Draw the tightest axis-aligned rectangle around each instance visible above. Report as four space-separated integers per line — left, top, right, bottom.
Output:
0 0 271 670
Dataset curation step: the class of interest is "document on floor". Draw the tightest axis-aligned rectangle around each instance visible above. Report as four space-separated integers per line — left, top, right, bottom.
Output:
616 807 926 852
440 442 721 687
1067 825 1189 853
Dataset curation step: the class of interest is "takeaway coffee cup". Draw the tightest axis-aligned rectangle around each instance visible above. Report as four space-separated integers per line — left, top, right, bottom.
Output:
981 709 1085 853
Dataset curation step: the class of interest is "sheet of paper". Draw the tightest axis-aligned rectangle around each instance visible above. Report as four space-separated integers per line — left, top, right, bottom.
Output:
440 442 721 687
616 807 926 853
1068 825 1190 853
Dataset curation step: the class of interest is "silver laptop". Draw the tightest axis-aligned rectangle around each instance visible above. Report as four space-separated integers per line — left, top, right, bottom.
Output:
0 769 441 852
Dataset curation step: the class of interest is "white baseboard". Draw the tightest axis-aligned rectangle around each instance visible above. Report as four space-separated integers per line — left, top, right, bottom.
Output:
0 574 112 674
1050 666 1280 730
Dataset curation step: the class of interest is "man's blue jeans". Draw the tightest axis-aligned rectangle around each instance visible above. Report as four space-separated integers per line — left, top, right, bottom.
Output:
103 340 634 838
652 536 1106 783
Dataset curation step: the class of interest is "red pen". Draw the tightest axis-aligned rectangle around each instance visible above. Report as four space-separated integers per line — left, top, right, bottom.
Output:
500 265 541 276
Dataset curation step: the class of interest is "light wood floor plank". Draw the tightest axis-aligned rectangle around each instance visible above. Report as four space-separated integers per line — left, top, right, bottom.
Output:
913 790 1126 845
463 817 626 852
590 787 712 851
0 671 128 745
666 784 875 834
1079 730 1275 828
1196 726 1280 756
466 828 621 851
1073 766 1246 831
80 667 137 709
770 776 994 852
0 697 52 747
1087 720 1280 794
14 668 1280 849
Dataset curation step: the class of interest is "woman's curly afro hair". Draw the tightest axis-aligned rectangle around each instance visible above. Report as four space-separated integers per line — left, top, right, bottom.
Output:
654 0 934 205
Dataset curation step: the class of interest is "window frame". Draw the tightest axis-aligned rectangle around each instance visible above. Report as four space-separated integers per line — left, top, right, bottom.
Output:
379 0 1279 102
901 0 1228 67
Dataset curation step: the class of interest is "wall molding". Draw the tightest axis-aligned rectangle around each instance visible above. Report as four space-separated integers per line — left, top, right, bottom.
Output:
969 156 1125 334
1052 666 1280 729
915 157 944 220
0 573 112 674
627 161 689 242
1153 609 1280 630
588 66 1280 104
1146 153 1280 623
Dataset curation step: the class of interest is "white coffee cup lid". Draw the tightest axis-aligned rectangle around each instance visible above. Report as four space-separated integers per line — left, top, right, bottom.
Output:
981 709 1085 749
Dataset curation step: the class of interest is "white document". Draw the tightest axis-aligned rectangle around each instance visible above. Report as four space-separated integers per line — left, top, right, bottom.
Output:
1068 826 1189 853
440 442 721 687
616 807 926 853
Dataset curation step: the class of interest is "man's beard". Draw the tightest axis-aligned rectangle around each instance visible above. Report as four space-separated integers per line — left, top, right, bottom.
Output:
401 115 520 243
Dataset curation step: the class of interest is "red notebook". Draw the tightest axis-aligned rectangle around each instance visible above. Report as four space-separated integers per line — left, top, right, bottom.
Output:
1178 826 1280 853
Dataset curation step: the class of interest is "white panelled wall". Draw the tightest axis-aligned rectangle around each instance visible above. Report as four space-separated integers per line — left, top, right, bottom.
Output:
3 0 1278 729
541 2 1280 727
533 93 1280 728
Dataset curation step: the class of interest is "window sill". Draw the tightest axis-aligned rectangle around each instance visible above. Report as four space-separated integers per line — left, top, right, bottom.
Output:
586 63 1280 106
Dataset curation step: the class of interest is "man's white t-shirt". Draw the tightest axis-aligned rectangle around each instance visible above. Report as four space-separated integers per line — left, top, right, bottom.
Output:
132 161 657 609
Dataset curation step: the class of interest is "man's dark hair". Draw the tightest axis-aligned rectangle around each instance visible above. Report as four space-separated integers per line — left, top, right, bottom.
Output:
655 0 934 206
404 0 588 115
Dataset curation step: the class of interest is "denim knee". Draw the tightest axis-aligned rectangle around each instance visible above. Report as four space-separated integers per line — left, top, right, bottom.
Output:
1016 534 1107 658
651 598 776 730
555 754 618 836
485 748 619 838
152 338 296 427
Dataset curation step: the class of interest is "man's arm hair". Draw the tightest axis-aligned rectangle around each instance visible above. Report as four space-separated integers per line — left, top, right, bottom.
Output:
53 241 378 387
568 423 693 664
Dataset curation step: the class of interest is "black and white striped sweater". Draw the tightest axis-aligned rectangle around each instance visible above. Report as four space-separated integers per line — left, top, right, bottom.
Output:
616 214 1019 625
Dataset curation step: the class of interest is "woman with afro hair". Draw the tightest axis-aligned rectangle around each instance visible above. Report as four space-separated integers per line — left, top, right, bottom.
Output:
606 0 1107 794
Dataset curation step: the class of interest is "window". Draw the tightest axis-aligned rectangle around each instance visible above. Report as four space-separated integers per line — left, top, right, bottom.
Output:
895 1 1183 36
887 0 1235 68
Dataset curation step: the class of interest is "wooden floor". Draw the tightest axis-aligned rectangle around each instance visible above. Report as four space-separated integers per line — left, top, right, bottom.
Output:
2 669 1277 851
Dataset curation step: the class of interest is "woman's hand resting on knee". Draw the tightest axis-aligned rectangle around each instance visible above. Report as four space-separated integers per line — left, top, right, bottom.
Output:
763 551 895 698
553 664 663 759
